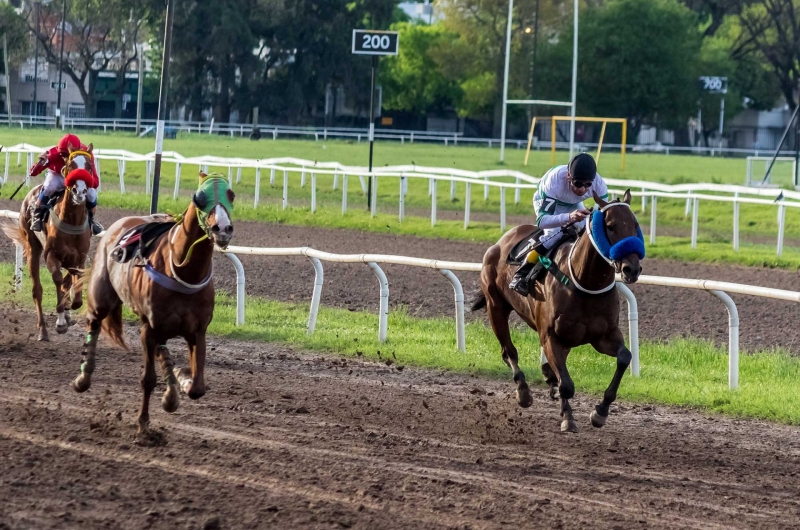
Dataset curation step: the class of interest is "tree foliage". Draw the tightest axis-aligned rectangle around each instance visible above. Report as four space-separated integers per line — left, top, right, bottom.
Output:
379 22 462 114
0 3 30 67
23 0 153 117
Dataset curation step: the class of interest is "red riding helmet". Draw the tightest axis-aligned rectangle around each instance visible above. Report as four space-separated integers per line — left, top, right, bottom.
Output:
57 134 82 155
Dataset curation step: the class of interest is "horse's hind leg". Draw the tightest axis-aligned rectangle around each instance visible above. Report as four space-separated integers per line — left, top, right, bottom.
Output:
542 335 577 433
44 253 69 335
27 238 48 341
589 329 632 428
137 325 158 436
541 356 560 400
157 345 180 413
485 289 532 408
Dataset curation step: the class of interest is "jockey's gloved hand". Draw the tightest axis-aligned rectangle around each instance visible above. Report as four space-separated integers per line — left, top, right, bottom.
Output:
568 209 591 224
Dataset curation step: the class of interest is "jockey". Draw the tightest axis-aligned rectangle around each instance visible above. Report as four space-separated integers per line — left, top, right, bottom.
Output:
28 133 103 235
509 153 609 296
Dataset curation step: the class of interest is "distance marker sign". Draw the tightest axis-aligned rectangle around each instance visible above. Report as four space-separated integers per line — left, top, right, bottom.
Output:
352 30 399 56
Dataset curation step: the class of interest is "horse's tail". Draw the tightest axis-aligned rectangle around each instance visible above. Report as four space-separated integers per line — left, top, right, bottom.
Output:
470 291 487 312
69 266 91 293
102 304 128 351
1 222 29 258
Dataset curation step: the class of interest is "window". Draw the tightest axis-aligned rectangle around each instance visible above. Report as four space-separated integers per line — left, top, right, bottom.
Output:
68 104 86 118
21 101 47 116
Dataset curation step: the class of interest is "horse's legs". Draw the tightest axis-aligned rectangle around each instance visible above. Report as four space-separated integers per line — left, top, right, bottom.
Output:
175 333 207 400
541 335 577 433
69 269 83 315
137 325 158 435
74 264 121 393
541 360 560 400
44 253 69 335
157 344 180 413
589 329 632 428
73 318 102 393
485 291 532 408
27 238 48 342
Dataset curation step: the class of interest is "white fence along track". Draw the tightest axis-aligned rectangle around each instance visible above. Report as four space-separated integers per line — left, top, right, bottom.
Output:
3 144 798 255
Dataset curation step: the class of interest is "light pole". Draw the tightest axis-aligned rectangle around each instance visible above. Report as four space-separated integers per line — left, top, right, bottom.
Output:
32 1 40 118
150 0 176 214
55 0 67 128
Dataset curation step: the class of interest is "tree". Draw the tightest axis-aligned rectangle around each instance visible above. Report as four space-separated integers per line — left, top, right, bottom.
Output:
566 0 703 138
22 0 152 117
681 0 757 36
733 0 800 109
437 0 572 136
0 3 30 66
379 22 462 114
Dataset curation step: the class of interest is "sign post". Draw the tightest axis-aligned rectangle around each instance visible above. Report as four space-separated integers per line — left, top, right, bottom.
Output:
352 29 398 215
699 76 728 147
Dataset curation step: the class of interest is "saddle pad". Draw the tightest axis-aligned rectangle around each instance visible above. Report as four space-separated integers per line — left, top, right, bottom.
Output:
111 220 176 263
506 228 542 266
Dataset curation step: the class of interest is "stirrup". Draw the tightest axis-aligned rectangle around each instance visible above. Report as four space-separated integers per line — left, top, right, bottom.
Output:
31 218 44 232
509 274 530 296
90 220 104 236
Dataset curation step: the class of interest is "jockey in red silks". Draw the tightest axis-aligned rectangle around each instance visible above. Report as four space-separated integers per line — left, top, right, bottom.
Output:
28 133 103 235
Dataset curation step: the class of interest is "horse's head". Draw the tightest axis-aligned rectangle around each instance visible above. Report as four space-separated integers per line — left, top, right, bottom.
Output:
591 189 644 284
62 143 94 206
193 171 235 249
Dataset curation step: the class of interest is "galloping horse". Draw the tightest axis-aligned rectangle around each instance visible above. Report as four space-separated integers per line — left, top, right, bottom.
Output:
73 172 235 439
3 145 95 341
473 190 644 432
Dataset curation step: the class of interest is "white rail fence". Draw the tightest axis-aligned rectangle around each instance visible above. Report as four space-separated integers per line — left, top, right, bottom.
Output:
3 114 798 158
3 145 799 255
3 208 800 390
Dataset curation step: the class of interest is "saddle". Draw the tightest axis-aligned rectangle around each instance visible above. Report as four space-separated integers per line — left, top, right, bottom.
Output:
506 225 581 291
111 220 176 264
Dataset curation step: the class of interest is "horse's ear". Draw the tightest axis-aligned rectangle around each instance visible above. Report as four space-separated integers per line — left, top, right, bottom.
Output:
623 189 632 205
68 142 76 153
86 143 94 153
593 190 608 209
193 190 208 209
199 171 207 182
226 188 235 204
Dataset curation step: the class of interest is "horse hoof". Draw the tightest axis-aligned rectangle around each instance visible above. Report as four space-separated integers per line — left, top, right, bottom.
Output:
549 386 559 400
590 410 607 428
560 419 579 433
72 374 91 393
162 386 180 413
38 331 50 342
56 324 69 334
516 386 533 408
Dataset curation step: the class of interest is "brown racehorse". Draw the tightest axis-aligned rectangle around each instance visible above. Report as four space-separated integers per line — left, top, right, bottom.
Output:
73 172 235 440
3 146 94 341
473 190 643 432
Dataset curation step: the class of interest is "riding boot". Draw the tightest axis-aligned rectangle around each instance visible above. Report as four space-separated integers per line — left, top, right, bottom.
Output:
509 260 537 296
87 207 104 235
30 202 49 232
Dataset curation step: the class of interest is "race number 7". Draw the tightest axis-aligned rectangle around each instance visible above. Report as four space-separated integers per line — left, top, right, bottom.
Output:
542 197 556 214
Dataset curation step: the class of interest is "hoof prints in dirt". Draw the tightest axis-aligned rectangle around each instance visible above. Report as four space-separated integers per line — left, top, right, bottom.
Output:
1 306 800 529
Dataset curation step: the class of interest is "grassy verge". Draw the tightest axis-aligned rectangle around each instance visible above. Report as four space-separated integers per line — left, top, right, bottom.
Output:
3 262 800 424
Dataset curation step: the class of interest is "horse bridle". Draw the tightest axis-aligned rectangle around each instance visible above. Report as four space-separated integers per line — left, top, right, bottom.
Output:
567 202 633 295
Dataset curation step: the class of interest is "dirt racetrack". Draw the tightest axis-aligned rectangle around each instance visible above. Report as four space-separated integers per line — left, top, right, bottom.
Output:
2 304 800 529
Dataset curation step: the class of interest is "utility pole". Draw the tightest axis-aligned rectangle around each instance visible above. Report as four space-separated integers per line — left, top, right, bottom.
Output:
150 0 176 214
55 0 67 128
3 34 11 125
135 43 144 135
32 1 40 118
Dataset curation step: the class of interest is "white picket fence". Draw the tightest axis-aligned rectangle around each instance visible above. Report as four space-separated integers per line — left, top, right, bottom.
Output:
4 208 800 390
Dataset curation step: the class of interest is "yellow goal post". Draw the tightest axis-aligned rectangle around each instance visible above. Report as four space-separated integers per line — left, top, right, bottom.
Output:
524 116 627 170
